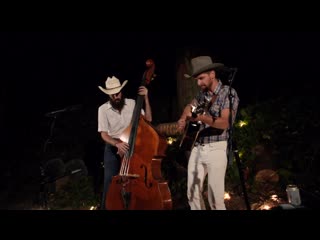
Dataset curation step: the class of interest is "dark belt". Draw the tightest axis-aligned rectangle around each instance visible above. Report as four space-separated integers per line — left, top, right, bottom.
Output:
198 127 224 138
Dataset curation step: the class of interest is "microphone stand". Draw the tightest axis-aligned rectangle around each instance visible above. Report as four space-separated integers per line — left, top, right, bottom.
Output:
227 68 251 210
38 105 81 209
39 112 60 209
43 114 58 154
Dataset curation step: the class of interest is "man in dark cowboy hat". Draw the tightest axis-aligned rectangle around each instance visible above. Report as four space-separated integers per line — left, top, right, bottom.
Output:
177 56 240 210
97 76 152 210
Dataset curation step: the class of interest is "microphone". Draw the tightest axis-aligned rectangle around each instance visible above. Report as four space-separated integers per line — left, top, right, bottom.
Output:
65 104 82 112
45 104 82 117
45 108 68 117
224 67 238 73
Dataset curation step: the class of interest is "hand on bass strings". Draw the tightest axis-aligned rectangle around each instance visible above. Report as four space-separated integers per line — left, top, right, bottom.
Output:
115 141 129 156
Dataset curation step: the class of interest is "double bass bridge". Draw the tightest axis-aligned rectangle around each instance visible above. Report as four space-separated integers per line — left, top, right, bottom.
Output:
119 173 140 178
119 174 139 209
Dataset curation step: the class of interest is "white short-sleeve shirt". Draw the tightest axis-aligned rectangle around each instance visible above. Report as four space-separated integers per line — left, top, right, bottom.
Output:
98 98 145 139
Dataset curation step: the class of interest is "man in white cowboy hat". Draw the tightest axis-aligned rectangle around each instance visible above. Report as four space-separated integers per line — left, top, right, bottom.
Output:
177 56 240 210
97 76 152 210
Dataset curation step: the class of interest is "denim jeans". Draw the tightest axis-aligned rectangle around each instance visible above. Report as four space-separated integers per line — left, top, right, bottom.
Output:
100 144 121 210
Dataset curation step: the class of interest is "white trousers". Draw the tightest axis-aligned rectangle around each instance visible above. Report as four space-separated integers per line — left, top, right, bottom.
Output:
187 141 228 210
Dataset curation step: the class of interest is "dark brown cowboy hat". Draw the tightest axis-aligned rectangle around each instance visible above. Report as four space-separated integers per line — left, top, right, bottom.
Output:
184 56 224 78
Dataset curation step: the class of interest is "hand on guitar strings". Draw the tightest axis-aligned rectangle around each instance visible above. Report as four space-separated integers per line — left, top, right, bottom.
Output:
177 108 201 133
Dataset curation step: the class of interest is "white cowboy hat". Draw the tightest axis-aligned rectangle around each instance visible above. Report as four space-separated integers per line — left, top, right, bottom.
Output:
98 76 128 95
184 56 224 78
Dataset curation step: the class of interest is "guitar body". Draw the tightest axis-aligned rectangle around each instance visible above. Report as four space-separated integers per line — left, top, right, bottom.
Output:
179 93 219 152
179 121 201 152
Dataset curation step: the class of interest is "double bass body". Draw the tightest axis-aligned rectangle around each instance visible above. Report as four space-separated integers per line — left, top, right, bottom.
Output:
106 116 172 210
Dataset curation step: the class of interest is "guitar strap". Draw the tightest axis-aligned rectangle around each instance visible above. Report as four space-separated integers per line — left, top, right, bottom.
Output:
208 93 218 109
197 93 218 134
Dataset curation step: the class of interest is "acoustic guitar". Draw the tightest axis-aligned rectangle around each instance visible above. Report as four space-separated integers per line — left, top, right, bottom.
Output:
178 96 214 152
154 94 220 152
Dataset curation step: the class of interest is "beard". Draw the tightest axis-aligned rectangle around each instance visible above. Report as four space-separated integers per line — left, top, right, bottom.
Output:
200 85 209 92
110 96 125 111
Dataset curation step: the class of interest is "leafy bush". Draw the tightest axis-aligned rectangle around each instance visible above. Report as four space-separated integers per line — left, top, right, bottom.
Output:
231 95 320 188
48 175 100 210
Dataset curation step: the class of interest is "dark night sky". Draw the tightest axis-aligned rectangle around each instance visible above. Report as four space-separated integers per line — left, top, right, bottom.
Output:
1 31 320 167
2 31 319 110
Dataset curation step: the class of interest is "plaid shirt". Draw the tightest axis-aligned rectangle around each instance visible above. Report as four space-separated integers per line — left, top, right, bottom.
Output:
195 80 239 145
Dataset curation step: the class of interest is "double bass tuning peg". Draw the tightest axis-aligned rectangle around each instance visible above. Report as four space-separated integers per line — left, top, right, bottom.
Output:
144 59 156 85
146 59 153 67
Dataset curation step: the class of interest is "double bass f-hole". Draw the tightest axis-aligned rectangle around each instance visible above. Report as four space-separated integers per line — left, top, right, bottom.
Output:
140 164 152 188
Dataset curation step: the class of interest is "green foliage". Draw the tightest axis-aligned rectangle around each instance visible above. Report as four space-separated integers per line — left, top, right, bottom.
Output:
276 168 294 185
231 95 320 187
48 175 100 210
226 160 240 184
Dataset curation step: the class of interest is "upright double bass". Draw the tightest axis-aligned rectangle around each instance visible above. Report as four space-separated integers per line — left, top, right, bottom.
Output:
105 59 172 210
